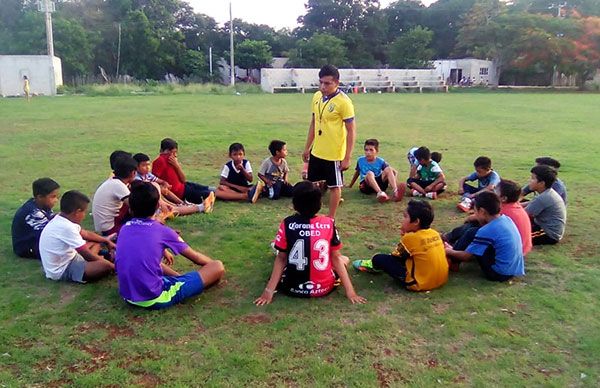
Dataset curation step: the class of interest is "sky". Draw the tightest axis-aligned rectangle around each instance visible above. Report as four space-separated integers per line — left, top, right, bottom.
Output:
188 0 437 30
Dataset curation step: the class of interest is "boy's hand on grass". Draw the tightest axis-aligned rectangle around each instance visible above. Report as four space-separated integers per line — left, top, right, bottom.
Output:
458 188 465 195
254 289 275 306
347 293 367 304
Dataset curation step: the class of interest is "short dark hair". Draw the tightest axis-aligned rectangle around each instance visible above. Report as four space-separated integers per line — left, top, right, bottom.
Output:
32 178 60 197
406 200 434 229
498 179 521 203
132 153 150 164
160 138 178 151
318 64 340 80
473 191 501 216
364 138 379 151
114 157 138 179
269 140 286 156
431 152 442 164
129 182 160 218
474 156 492 170
109 150 132 171
531 165 557 188
60 190 90 214
293 181 322 217
535 156 561 169
229 142 245 155
414 146 430 162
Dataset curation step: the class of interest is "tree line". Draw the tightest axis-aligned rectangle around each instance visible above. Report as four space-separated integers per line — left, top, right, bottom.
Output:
1 0 599 86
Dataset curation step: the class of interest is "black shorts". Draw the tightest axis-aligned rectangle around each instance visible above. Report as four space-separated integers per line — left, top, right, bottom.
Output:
359 175 388 194
307 154 343 188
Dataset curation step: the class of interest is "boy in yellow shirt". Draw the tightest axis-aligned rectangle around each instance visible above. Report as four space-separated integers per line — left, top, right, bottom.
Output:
353 200 448 291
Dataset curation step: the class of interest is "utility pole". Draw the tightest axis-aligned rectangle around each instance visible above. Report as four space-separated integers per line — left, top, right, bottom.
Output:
116 23 122 77
209 46 213 76
38 0 55 57
229 1 235 86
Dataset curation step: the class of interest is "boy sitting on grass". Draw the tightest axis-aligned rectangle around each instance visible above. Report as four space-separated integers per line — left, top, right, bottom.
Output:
457 156 501 212
445 192 525 282
521 156 567 205
257 140 294 201
353 200 448 292
407 146 446 199
523 165 566 245
347 138 405 203
152 138 216 206
39 191 115 283
497 180 532 256
133 153 210 216
254 181 366 305
92 157 138 235
115 182 225 310
216 142 262 202
12 178 60 259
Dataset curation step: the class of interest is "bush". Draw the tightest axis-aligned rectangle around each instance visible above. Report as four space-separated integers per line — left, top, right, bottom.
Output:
57 82 264 96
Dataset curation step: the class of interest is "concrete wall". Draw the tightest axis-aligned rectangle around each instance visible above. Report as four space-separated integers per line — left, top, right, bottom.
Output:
0 55 62 97
261 68 444 92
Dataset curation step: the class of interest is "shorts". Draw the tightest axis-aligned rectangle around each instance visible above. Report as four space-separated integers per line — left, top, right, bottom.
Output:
126 271 204 310
307 154 343 188
359 175 388 194
476 252 513 282
531 221 559 245
59 253 86 283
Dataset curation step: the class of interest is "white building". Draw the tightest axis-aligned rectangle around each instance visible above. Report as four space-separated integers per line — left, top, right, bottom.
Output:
0 55 63 97
433 58 498 86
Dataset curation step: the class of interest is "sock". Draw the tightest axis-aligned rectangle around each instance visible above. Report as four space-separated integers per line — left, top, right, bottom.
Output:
197 203 205 213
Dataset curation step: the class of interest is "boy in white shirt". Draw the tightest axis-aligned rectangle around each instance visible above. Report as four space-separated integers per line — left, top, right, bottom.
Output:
39 191 114 283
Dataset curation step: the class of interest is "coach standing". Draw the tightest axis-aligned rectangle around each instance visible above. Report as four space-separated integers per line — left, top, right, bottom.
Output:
302 64 356 219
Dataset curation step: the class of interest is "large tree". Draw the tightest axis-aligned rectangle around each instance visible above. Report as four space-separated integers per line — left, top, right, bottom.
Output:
387 26 434 68
235 40 273 76
287 33 349 68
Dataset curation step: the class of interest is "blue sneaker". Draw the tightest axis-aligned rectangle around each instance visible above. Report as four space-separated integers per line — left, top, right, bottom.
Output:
352 259 381 273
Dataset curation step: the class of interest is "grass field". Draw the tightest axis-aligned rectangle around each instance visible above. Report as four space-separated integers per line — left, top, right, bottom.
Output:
1 92 599 387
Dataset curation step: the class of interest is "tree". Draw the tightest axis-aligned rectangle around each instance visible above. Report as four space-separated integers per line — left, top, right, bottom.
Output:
297 0 381 36
562 15 600 87
421 0 477 58
384 0 426 42
120 10 160 78
287 33 349 68
53 17 94 78
387 26 434 68
235 40 273 76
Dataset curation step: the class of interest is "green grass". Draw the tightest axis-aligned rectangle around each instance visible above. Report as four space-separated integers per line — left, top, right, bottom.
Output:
1 92 599 386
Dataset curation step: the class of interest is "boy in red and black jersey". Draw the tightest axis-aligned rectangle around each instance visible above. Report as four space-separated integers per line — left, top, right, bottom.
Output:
254 181 366 305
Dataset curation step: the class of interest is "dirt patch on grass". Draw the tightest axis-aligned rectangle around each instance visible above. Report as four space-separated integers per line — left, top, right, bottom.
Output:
240 313 272 324
59 286 79 306
432 303 450 315
75 322 135 340
133 372 163 387
372 362 406 387
66 343 111 374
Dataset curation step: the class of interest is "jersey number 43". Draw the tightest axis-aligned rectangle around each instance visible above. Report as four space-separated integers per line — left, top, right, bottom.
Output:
288 239 329 271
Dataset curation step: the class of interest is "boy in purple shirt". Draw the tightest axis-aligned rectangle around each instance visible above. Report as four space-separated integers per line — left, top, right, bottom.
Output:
115 182 225 309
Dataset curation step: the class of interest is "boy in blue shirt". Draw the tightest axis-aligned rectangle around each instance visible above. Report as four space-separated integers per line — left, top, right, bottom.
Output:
348 139 405 202
445 191 525 282
457 156 501 212
12 178 60 259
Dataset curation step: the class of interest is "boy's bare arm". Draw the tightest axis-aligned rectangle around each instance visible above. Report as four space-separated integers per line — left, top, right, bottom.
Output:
80 229 115 250
409 165 419 179
168 155 187 182
77 246 112 265
181 246 213 266
445 247 474 262
331 251 366 304
347 170 359 188
458 176 467 194
257 173 271 186
341 120 356 171
255 252 287 306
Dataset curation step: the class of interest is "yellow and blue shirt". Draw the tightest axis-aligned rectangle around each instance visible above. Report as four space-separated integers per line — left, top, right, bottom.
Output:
311 90 355 161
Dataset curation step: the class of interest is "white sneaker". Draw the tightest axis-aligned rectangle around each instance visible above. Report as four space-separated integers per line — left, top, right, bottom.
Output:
377 191 389 203
412 190 423 197
457 197 472 212
425 192 437 199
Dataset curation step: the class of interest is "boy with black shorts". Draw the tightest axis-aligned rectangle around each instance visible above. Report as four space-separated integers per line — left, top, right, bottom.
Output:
445 192 525 282
257 140 294 200
254 181 366 305
347 138 405 203
303 64 356 219
523 165 566 245
115 182 225 310
353 200 448 292
12 178 60 259
39 191 115 283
